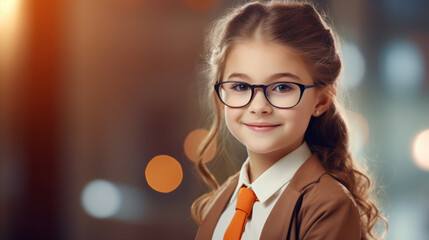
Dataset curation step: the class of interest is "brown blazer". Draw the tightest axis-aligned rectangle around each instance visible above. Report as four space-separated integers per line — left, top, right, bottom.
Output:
195 154 362 240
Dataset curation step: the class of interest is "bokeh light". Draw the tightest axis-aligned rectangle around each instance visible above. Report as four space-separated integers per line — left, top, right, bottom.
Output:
380 39 424 95
412 129 429 171
145 155 183 193
0 0 23 81
184 129 217 163
388 197 427 240
346 111 370 155
340 42 366 88
181 0 221 11
81 180 122 218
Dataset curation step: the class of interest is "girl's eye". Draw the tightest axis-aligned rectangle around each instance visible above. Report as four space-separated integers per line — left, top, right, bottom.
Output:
272 83 293 92
231 83 250 91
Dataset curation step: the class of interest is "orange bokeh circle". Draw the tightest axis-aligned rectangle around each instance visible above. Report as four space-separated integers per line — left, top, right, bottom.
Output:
184 129 217 163
145 155 183 193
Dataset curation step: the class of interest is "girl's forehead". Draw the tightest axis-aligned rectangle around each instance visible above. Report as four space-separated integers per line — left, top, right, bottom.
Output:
223 40 313 84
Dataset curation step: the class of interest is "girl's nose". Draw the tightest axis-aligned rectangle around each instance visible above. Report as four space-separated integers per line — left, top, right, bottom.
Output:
248 89 273 115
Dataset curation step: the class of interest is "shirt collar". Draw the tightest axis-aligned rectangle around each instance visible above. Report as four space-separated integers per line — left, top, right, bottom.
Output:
231 141 312 204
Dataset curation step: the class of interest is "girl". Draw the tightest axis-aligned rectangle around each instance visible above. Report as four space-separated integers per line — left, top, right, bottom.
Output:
192 1 388 239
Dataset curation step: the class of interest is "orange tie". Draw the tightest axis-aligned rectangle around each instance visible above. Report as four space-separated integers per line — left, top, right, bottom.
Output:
223 187 258 240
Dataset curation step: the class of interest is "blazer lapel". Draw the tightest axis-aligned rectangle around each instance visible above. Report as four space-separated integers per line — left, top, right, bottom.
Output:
195 173 239 240
260 154 327 239
260 185 301 239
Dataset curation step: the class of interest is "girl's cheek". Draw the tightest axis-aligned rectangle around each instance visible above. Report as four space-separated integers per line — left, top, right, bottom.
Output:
279 108 312 129
291 99 316 119
224 108 239 126
224 108 243 138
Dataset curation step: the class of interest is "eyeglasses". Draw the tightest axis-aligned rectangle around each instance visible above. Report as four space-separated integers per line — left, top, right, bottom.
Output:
214 81 317 109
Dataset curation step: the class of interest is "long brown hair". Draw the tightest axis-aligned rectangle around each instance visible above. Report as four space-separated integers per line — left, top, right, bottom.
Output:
191 1 388 239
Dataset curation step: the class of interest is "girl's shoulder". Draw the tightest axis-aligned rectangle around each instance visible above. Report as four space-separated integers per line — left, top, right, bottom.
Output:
296 173 361 239
295 173 361 238
301 173 357 208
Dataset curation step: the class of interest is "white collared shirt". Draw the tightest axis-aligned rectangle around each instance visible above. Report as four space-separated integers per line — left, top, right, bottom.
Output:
212 141 312 240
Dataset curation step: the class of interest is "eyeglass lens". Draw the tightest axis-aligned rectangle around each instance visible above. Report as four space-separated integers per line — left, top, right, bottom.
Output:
218 82 302 108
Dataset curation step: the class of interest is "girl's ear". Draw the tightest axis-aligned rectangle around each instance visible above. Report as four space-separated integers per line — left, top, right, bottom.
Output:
313 85 335 117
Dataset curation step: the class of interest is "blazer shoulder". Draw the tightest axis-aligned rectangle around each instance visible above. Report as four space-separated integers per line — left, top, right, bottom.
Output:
301 173 358 212
297 173 362 239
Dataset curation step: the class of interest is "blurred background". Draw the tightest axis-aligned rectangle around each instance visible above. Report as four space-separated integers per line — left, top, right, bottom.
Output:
0 0 428 239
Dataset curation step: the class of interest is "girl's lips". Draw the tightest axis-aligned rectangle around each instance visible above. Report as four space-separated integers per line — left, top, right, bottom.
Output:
244 123 281 132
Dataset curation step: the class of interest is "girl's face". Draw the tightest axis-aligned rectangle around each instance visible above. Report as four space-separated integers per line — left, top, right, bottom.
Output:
222 40 327 158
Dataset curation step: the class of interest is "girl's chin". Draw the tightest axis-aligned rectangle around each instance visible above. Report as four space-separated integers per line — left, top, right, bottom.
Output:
246 145 279 155
245 142 294 157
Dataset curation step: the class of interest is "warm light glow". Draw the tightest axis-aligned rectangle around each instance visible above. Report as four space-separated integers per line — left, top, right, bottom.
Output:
81 180 122 218
412 129 429 171
145 155 183 193
0 0 23 85
0 0 22 31
184 129 217 163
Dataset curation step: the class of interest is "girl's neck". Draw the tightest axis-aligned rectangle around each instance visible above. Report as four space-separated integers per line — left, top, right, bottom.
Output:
247 139 303 183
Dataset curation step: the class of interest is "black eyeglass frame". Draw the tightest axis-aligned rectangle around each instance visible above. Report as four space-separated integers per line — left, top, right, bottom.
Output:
214 81 318 109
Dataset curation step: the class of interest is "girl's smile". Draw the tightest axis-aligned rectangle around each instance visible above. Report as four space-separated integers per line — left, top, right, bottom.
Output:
243 122 281 132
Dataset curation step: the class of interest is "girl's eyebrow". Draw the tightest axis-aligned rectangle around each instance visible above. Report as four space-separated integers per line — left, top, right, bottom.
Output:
227 72 302 82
